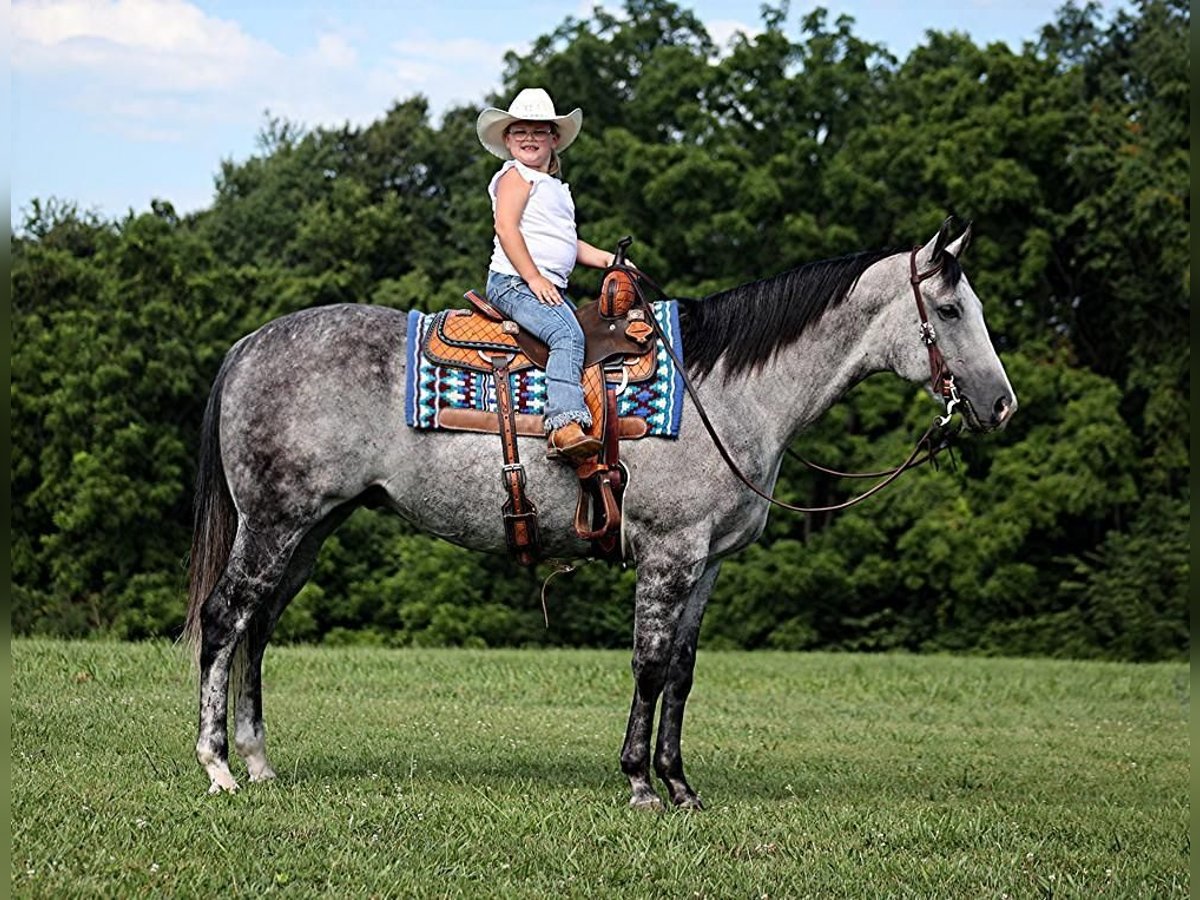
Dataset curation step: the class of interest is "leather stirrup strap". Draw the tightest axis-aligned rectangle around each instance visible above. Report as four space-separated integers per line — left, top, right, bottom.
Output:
603 385 621 465
491 355 541 566
595 387 625 556
572 387 624 555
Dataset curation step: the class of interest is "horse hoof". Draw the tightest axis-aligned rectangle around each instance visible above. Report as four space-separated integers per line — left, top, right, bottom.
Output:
205 765 240 794
207 776 240 795
675 795 704 811
245 754 277 782
629 793 665 812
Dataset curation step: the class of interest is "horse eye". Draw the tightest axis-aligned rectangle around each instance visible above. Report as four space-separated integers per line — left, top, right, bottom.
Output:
936 304 961 321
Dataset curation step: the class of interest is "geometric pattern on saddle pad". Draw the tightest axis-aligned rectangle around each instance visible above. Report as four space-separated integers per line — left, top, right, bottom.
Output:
404 299 685 437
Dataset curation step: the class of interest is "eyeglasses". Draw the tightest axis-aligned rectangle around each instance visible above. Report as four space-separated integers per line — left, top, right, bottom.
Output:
506 127 555 141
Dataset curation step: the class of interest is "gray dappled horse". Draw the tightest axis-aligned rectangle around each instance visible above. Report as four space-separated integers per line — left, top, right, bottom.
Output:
185 222 1016 809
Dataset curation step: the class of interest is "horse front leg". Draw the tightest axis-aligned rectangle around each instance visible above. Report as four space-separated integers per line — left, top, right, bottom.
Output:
620 559 705 810
654 561 722 810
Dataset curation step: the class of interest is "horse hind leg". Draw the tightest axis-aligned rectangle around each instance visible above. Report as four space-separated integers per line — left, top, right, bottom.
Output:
196 524 305 793
230 547 316 784
231 610 280 784
231 503 358 784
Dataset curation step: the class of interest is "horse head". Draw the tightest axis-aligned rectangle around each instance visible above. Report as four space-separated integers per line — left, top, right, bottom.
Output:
888 219 1017 433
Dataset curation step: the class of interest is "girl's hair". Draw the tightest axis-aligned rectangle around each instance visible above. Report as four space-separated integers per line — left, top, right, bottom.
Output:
546 122 562 178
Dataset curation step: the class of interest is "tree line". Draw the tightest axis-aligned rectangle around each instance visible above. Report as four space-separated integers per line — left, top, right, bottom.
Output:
11 0 1188 660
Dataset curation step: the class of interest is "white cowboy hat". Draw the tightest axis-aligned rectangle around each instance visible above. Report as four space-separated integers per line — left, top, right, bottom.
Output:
476 88 583 160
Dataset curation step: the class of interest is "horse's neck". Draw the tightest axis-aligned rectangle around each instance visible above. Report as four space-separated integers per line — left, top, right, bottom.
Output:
714 273 897 461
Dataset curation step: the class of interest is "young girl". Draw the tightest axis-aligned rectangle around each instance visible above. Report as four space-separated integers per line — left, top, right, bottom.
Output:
476 87 619 460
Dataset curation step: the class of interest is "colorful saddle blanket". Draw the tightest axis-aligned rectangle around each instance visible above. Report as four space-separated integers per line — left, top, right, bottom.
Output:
405 300 685 437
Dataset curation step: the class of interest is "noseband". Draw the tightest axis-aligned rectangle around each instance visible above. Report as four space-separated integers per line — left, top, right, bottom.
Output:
909 247 962 426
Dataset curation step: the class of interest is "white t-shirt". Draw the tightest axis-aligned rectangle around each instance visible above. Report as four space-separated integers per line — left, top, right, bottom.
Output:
488 160 578 288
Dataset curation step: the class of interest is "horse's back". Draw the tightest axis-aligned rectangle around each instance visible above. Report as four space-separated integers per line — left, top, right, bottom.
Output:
227 303 408 389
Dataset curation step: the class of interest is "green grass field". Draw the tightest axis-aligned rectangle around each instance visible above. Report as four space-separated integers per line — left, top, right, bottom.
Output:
11 639 1188 897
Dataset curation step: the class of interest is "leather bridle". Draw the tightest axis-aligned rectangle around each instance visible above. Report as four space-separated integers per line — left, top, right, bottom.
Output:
910 248 949 394
908 246 965 428
908 247 964 427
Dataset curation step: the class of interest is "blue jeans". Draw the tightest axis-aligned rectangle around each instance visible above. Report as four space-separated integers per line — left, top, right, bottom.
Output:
486 270 591 432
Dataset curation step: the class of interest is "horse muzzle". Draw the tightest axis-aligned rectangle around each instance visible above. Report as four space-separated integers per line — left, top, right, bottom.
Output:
959 389 1017 433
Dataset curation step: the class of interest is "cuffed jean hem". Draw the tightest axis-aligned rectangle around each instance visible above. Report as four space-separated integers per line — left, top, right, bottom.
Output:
544 408 593 433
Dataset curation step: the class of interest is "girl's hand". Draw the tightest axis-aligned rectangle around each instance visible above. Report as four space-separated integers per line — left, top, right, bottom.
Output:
528 274 563 305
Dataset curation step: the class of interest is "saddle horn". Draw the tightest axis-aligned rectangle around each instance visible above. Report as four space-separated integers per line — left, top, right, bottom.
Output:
613 236 633 268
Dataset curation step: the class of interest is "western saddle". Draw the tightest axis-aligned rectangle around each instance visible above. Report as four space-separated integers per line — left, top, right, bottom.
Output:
419 246 656 565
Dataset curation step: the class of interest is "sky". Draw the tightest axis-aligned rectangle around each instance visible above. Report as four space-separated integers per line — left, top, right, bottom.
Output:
10 0 1125 225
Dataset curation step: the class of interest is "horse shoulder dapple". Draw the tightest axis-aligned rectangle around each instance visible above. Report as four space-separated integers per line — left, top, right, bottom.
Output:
419 265 658 563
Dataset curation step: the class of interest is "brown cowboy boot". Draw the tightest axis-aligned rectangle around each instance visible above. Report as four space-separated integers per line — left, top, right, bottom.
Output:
547 422 602 460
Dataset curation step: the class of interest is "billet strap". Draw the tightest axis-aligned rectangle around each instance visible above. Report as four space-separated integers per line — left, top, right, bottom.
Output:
491 355 541 566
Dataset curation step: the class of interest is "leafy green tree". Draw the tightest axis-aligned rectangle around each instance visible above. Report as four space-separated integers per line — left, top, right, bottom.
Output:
10 0 1188 661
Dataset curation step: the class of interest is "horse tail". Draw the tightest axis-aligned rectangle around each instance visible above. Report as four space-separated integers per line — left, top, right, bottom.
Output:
182 354 239 662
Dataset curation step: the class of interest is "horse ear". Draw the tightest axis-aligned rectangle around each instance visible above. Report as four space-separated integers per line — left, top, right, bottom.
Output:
945 221 973 258
918 216 955 265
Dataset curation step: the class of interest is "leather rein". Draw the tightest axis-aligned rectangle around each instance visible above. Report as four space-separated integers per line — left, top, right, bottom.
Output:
623 246 962 515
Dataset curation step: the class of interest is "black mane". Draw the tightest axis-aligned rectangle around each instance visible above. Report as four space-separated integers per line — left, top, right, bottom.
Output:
677 247 963 380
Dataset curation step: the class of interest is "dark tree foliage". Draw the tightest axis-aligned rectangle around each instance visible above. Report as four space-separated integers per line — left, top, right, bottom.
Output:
11 0 1188 660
